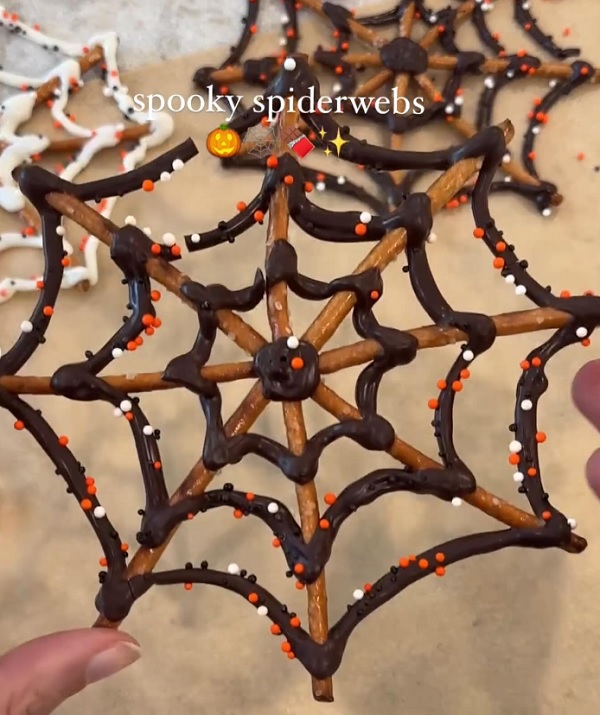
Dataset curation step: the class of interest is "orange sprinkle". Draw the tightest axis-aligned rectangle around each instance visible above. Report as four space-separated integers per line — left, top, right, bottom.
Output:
270 624 281 635
460 369 470 380
355 223 367 236
495 241 506 252
304 182 314 192
42 306 54 317
319 519 330 529
36 280 44 289
151 290 161 301
184 583 193 591
151 244 162 255
61 257 70 267
233 509 244 519
370 290 380 301
153 461 161 469
290 356 304 370
142 179 155 192
473 228 485 239
248 593 259 604
272 538 281 548
14 420 25 431
121 543 129 552
283 175 294 185
281 641 292 653
295 581 305 590
528 467 537 477
135 336 143 346
528 151 536 160
99 558 108 567
364 583 372 593
236 201 247 211
428 398 439 410
399 557 410 568
253 210 265 223
171 245 182 257
324 493 336 505
87 485 97 495
508 454 520 465
81 499 93 511
451 381 463 392
293 563 305 575
246 492 255 501
437 379 447 390
418 558 429 570
435 552 445 563
86 477 95 486
531 357 542 367
187 513 194 520
520 360 531 370
542 510 552 521
493 257 505 269
577 152 585 161
127 341 137 351
582 338 591 347
536 432 547 443
290 616 301 627
58 436 69 446
435 567 446 577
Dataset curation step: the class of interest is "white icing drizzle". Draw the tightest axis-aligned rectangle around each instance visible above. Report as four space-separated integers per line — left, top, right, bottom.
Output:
0 7 174 304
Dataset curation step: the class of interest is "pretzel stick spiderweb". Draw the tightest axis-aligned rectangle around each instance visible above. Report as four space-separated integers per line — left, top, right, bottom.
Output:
195 0 598 216
0 46 597 703
0 6 173 304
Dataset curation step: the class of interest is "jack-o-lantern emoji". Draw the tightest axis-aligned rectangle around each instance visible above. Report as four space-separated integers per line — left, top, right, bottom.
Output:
206 124 242 158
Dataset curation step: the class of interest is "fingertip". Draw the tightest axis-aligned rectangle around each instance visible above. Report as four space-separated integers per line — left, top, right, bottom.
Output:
572 359 600 430
586 448 600 500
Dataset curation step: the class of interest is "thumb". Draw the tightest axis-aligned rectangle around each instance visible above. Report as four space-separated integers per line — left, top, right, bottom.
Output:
0 629 140 715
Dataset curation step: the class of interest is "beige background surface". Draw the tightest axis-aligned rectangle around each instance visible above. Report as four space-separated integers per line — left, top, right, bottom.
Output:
1 3 600 714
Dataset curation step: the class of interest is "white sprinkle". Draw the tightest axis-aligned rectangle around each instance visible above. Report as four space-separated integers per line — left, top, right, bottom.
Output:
509 440 522 453
172 159 185 171
112 347 123 359
430 14 438 22
143 425 154 436
287 335 300 349
281 14 289 23
190 233 201 244
267 502 279 514
20 320 33 333
513 472 524 483
505 274 516 284
359 211 372 224
451 497 462 507
333 82 342 93
56 226 66 237
103 86 113 97
283 58 297 71
532 126 541 135
542 208 552 217
522 1 530 9
120 399 132 412
504 176 512 183
426 231 437 244
463 349 474 362
160 171 172 182
143 227 152 237
316 181 326 192
257 605 268 616
567 517 577 529
502 153 511 164
353 589 364 600
162 232 176 247
93 506 106 518
506 70 515 79
521 399 533 411
444 104 454 114
515 285 527 296
113 407 123 417
337 176 346 185
576 327 588 339
484 77 495 89
454 96 464 106
124 215 137 226
549 79 557 89
227 563 240 575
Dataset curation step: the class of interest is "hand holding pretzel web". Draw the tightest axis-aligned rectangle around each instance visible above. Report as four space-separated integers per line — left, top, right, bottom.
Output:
0 53 596 705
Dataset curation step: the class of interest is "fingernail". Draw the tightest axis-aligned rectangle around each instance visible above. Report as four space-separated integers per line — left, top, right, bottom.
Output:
85 642 141 685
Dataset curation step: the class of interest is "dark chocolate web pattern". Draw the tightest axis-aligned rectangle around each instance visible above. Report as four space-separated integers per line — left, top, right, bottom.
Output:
193 0 598 215
0 39 596 710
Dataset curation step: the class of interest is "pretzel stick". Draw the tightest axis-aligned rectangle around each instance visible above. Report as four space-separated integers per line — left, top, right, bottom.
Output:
389 2 416 188
266 105 332 701
302 119 514 350
0 361 253 395
312 383 587 554
297 0 382 46
94 380 270 628
45 194 268 356
2 306 571 396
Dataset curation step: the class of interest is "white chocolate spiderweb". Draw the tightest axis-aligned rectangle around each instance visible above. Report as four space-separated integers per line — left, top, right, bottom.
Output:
0 5 174 304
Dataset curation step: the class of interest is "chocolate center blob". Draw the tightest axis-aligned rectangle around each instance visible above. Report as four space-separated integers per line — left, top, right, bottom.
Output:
254 337 320 401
